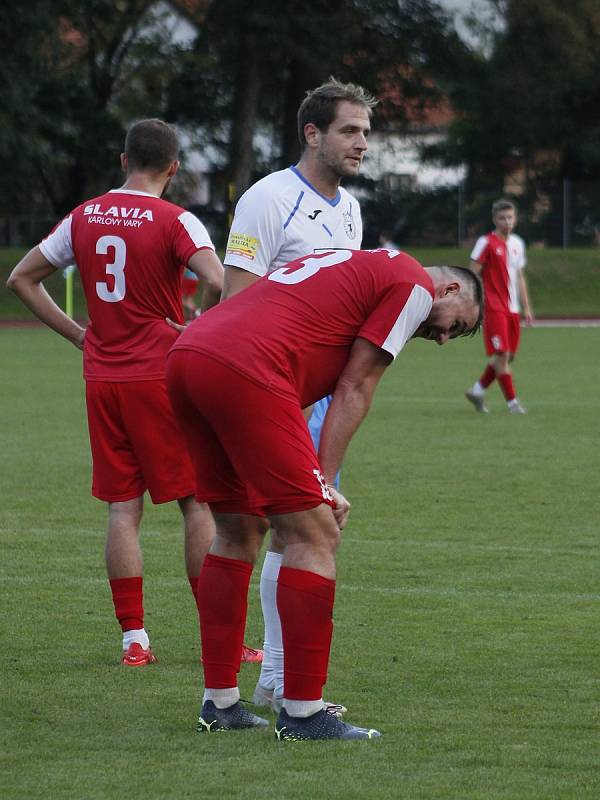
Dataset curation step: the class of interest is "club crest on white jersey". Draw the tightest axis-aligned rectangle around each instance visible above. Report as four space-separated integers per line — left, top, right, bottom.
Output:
343 209 357 240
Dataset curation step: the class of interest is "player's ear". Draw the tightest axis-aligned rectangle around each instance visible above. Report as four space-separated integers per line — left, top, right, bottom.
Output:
167 160 180 178
120 153 128 173
443 281 460 297
304 123 321 148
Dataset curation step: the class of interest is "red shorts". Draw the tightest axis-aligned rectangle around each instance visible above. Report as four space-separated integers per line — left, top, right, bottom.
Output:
166 350 335 517
85 379 195 503
483 309 521 355
182 278 199 298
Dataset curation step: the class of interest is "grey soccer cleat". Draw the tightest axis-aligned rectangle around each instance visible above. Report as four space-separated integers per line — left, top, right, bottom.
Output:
465 390 489 413
252 682 347 717
197 700 269 732
274 707 380 741
509 400 527 414
252 682 275 708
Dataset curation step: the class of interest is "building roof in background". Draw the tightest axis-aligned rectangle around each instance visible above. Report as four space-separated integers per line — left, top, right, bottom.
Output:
376 68 455 133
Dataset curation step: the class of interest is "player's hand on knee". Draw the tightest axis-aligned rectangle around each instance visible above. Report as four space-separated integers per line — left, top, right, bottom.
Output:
329 486 351 531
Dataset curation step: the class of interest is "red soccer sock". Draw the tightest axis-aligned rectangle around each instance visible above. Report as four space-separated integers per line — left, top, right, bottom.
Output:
109 576 144 632
197 554 253 688
479 364 497 389
498 372 517 402
277 566 336 701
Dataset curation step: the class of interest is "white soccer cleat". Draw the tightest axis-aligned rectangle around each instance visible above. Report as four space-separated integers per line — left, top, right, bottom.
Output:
465 390 489 413
509 400 527 414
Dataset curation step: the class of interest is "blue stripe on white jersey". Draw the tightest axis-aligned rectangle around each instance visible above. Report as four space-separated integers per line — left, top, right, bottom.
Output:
283 191 304 230
289 166 341 207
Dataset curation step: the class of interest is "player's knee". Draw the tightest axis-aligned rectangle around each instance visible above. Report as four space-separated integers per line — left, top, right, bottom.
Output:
214 512 267 549
493 353 509 373
276 505 340 552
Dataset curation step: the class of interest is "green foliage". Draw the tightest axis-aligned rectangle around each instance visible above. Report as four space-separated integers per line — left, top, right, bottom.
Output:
4 1 600 246
0 1 183 218
167 0 462 183
2 326 600 798
427 0 600 238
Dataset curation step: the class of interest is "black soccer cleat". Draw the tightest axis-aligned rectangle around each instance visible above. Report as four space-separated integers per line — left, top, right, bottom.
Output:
274 706 381 741
197 700 269 732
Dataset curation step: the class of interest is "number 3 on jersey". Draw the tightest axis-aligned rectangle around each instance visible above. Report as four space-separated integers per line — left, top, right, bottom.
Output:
96 235 126 302
268 249 352 285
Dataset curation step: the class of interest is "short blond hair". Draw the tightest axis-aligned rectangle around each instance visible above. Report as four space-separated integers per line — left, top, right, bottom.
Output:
492 198 516 217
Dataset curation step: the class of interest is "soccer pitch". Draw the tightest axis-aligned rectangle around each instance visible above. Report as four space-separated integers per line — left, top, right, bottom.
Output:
2 326 599 799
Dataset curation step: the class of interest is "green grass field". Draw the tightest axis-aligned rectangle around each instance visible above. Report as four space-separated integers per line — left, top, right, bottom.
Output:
2 326 599 799
2 245 600 319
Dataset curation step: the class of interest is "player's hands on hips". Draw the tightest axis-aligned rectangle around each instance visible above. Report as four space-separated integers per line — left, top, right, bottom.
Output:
329 486 351 531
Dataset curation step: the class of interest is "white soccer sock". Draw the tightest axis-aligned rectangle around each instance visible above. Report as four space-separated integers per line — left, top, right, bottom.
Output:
122 628 149 650
283 698 325 718
257 551 284 694
204 687 240 709
471 381 485 396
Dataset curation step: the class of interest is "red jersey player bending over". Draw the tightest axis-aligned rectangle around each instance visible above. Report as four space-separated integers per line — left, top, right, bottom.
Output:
465 198 534 414
166 247 482 740
8 119 224 666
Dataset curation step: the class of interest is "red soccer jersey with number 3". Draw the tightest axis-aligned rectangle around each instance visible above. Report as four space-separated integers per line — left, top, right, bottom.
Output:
40 189 214 381
172 248 434 408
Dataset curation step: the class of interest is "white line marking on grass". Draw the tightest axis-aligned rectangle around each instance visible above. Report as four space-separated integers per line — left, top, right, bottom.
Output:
337 583 600 602
532 319 600 327
345 538 596 557
377 397 600 408
1 575 598 602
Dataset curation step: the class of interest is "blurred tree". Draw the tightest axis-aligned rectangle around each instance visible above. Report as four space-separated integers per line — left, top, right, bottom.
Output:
167 0 465 200
424 0 600 241
0 0 182 219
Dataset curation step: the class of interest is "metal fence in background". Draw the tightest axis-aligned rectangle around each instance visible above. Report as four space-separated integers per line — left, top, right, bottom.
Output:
360 177 600 249
2 179 599 250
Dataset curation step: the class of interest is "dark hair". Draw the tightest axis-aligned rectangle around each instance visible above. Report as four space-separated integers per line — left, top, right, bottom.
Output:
492 198 516 216
446 266 484 336
124 118 179 172
297 77 377 148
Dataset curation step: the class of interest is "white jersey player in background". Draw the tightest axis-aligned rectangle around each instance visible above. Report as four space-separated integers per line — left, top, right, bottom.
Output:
221 77 377 712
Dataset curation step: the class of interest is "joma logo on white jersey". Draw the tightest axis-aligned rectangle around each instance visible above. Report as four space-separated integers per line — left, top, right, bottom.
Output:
83 204 154 221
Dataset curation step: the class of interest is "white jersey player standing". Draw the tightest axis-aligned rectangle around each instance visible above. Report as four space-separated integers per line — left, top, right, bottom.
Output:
221 77 377 710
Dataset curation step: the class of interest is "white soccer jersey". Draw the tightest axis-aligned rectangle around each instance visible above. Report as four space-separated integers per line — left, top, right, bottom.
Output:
224 166 363 275
470 232 526 313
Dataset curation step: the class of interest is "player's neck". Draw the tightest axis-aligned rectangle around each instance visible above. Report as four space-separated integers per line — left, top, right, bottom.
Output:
119 174 166 198
294 158 340 200
494 228 510 241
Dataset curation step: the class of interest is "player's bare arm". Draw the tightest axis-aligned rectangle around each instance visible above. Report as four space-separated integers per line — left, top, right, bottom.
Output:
187 248 225 313
319 337 392 486
518 270 534 325
221 265 260 301
469 259 483 276
7 247 86 350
